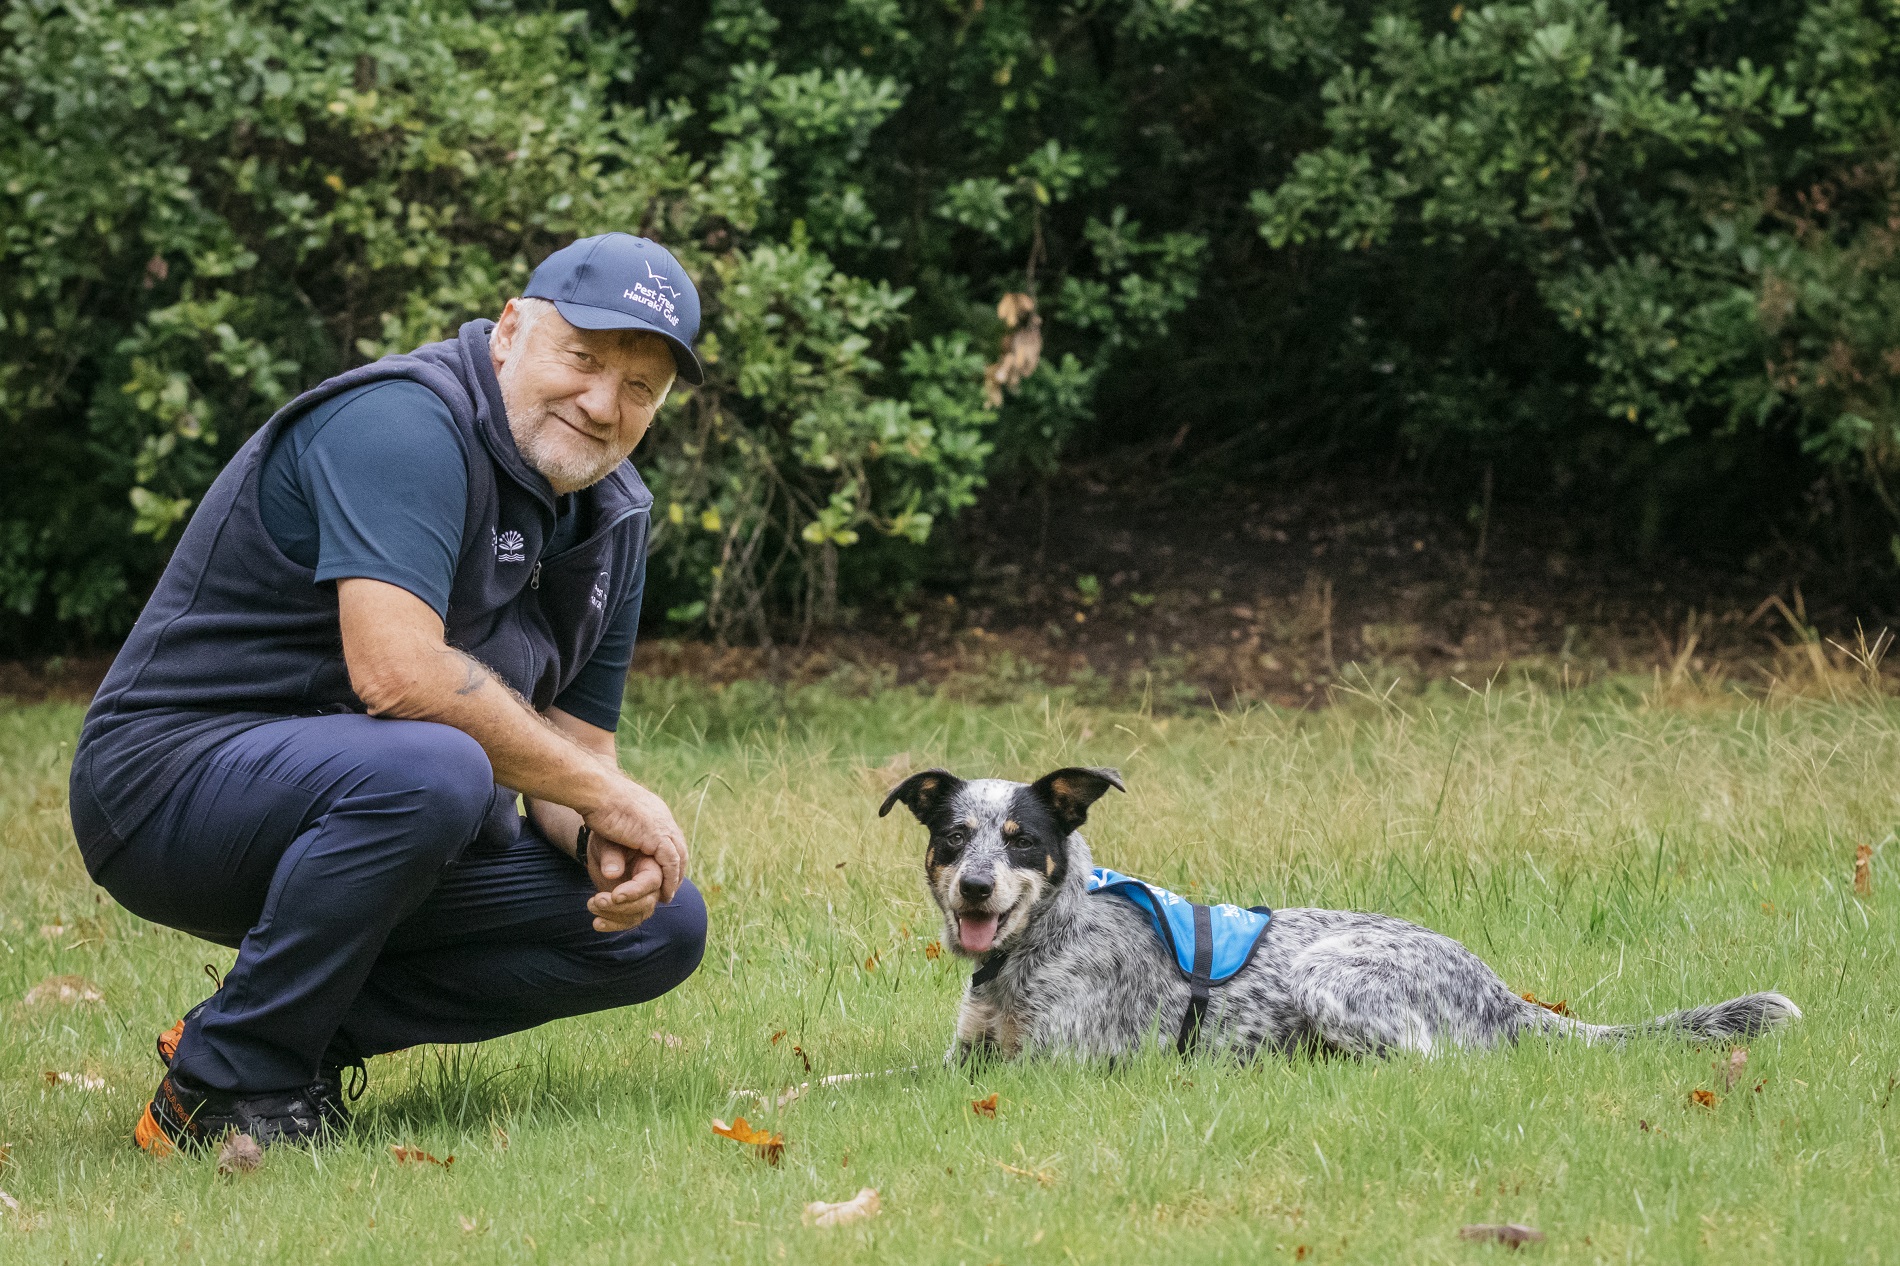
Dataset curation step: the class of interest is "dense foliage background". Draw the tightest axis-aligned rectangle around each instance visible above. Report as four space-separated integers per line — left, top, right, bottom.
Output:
3 0 1897 650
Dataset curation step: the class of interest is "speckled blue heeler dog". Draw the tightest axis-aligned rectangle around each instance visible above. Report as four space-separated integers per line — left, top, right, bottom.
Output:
879 766 1801 1063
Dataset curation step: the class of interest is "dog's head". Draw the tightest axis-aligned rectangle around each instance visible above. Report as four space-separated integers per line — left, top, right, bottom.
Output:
879 766 1124 958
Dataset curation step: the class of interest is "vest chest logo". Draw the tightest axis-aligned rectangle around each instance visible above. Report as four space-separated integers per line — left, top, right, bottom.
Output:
590 571 609 611
494 529 527 564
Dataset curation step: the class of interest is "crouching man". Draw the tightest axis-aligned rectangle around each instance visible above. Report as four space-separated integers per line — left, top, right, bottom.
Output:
69 233 708 1154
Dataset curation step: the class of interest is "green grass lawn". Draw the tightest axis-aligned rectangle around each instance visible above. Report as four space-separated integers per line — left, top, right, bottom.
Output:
2 678 1897 1264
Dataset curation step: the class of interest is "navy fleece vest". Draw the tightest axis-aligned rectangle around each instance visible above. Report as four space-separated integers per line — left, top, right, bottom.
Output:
72 319 651 870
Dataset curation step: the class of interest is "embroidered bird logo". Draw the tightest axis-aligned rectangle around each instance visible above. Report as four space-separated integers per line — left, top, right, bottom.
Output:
644 260 680 298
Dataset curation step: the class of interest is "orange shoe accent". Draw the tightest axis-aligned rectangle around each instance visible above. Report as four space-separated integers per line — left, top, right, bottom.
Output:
156 1017 185 1065
134 1103 176 1157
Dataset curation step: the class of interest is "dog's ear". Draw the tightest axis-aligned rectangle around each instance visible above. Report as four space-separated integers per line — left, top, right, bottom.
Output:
1026 766 1125 834
879 768 965 824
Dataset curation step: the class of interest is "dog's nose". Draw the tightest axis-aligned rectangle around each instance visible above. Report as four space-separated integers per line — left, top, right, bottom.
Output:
958 875 994 903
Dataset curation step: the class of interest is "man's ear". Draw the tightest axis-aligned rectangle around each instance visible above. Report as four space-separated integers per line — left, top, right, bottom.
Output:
878 768 966 824
1026 767 1125 835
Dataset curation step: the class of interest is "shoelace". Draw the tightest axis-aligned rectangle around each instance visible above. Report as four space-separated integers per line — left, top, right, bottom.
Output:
335 1057 369 1103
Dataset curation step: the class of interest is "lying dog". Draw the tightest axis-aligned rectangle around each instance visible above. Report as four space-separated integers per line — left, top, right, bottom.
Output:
880 766 1801 1063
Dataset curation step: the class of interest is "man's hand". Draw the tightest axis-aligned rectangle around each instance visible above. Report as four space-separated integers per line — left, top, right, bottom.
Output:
579 779 688 930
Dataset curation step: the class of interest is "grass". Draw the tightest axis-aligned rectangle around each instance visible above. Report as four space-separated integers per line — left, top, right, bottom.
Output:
2 675 1897 1264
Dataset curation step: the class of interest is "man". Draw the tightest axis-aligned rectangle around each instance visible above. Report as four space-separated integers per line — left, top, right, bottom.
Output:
68 233 708 1154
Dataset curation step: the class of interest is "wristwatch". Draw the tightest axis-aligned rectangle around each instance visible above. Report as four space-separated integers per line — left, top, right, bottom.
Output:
575 823 592 872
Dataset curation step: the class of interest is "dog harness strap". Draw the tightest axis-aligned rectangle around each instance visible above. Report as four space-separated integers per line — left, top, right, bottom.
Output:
1176 903 1214 1055
970 952 1008 988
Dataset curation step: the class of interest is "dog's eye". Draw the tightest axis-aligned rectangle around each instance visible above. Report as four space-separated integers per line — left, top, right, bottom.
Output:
937 829 967 852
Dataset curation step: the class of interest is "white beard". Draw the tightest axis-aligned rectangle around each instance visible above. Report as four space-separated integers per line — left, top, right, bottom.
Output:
499 373 623 493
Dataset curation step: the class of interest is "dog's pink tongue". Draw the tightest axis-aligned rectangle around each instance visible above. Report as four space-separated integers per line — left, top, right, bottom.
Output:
958 914 1000 953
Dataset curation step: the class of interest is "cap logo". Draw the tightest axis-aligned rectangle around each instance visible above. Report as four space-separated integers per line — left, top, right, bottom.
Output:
621 261 682 328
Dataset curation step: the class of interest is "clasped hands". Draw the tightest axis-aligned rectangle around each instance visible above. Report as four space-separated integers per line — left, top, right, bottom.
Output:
578 777 687 932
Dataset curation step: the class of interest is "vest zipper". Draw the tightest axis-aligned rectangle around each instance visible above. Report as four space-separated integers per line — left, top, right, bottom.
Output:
530 562 541 589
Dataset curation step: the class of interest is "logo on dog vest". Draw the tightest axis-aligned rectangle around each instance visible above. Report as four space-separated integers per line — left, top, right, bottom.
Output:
494 529 526 563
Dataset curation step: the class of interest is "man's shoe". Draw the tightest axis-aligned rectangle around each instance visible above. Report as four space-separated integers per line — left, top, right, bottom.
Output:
133 1070 346 1157
156 1001 368 1123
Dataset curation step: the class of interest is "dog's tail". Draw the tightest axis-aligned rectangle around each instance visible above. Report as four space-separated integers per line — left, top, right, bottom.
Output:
1527 991 1802 1046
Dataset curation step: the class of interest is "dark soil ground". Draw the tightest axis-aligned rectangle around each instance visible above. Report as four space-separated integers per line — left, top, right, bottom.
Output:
6 470 1895 709
640 469 1897 707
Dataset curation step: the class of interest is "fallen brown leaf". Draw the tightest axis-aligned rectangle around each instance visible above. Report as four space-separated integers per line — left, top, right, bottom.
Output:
792 1044 812 1073
217 1132 263 1175
803 1186 880 1228
971 1093 998 1118
1855 842 1873 896
1459 1223 1545 1248
712 1117 784 1166
863 952 878 972
390 1144 454 1169
1718 1046 1748 1091
1520 992 1571 1016
924 941 942 961
770 1029 788 1045
1690 1088 1718 1109
22 975 102 1006
996 1160 1056 1186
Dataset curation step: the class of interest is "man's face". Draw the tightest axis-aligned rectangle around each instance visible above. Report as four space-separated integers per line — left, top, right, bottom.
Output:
489 298 677 494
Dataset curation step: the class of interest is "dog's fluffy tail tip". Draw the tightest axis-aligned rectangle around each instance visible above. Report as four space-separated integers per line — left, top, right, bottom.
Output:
1677 990 1802 1039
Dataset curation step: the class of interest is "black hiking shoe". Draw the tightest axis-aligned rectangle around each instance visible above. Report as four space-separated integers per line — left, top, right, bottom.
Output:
155 991 369 1141
134 1070 348 1157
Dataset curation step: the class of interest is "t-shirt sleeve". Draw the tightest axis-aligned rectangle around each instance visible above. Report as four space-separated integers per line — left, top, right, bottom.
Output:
551 551 647 731
297 381 468 619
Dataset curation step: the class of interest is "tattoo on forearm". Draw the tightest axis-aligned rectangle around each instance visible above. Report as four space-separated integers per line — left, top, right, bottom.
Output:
453 653 487 696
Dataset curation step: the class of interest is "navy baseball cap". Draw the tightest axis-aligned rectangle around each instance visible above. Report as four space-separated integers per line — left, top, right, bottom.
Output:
523 233 705 385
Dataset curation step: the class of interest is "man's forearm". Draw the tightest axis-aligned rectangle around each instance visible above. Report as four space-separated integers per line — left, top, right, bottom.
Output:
364 641 613 819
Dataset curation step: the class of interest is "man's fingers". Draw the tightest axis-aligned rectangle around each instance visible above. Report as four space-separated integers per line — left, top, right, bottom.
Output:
597 840 628 883
655 835 683 903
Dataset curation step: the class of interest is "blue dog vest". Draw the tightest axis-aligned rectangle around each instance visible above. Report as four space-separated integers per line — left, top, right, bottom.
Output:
1085 868 1272 982
971 866 1272 1054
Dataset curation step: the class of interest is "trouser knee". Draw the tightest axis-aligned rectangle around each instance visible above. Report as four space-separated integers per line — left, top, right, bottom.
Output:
604 880 707 1002
352 722 496 871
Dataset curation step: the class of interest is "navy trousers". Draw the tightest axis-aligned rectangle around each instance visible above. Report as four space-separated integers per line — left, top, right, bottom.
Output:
84 714 706 1093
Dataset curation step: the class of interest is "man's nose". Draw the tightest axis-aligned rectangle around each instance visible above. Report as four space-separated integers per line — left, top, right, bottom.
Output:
575 377 619 428
958 872 994 903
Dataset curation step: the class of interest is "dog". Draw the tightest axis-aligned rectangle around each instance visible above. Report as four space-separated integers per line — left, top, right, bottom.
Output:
879 766 1802 1063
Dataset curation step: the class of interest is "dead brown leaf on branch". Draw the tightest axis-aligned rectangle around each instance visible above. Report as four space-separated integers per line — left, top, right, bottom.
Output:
983 293 1042 407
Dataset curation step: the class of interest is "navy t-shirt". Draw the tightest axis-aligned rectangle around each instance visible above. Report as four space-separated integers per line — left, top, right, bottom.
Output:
257 380 639 730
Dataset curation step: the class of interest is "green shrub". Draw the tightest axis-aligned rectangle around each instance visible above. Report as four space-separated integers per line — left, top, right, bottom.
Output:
0 0 998 646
